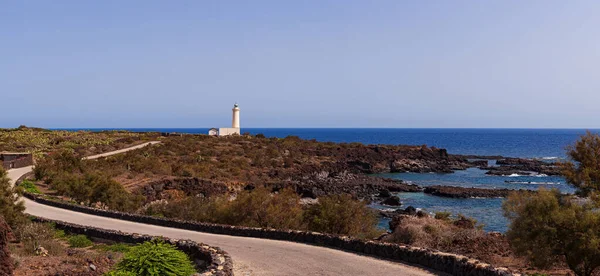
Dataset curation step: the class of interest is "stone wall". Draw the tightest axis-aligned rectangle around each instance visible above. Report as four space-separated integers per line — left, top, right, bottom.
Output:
32 217 233 276
24 192 515 276
1 154 33 170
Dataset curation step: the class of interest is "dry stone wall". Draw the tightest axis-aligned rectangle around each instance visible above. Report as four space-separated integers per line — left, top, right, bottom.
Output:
24 192 515 276
32 217 233 276
1 155 33 170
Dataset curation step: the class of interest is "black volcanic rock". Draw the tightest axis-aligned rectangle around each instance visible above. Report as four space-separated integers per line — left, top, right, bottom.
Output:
377 189 392 198
381 196 401 206
423 185 520 198
495 158 561 175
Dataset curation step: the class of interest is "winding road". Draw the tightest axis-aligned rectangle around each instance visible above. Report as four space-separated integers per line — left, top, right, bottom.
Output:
7 142 440 276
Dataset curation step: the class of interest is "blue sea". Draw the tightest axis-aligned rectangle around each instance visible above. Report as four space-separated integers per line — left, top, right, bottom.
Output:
63 128 596 232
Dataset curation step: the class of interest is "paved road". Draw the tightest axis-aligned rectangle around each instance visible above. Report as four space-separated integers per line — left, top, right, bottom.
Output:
7 142 439 276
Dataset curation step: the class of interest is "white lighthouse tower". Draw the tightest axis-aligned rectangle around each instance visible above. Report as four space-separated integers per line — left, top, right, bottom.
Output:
232 103 240 129
208 103 241 136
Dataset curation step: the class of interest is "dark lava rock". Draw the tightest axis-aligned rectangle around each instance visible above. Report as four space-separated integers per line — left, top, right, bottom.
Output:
495 158 561 175
269 172 422 200
468 160 489 167
379 206 417 219
424 185 516 198
403 206 417 216
377 189 392 198
381 196 401 206
416 210 429 218
140 177 228 202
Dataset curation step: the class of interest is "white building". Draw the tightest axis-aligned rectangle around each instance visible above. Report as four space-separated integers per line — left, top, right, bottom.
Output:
209 103 241 136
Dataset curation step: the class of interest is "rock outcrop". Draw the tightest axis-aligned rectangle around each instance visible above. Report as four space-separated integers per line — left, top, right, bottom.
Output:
140 177 228 202
285 172 421 199
423 185 521 198
381 196 401 206
487 158 561 175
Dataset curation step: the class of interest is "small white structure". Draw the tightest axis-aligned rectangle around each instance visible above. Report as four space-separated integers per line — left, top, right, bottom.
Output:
209 103 241 136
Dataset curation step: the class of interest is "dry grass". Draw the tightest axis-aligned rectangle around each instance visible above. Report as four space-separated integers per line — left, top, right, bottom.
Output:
9 222 123 276
386 215 485 251
383 215 579 275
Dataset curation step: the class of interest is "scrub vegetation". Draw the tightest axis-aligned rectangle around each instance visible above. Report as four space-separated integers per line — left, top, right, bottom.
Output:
503 132 600 276
145 187 382 239
0 125 159 158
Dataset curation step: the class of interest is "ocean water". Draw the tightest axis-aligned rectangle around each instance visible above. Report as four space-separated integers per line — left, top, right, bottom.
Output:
63 128 595 232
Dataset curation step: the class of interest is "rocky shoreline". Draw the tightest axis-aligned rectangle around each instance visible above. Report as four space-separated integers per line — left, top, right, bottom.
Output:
423 185 535 199
127 137 561 205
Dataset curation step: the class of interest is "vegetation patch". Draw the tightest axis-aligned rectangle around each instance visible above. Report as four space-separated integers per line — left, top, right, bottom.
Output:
145 187 382 239
9 220 124 275
502 132 600 276
67 234 93 248
93 243 133 253
20 180 40 194
109 239 196 276
0 126 159 159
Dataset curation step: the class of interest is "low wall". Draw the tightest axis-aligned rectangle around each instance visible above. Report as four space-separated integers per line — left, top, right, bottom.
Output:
2 155 33 170
32 217 233 276
24 192 515 276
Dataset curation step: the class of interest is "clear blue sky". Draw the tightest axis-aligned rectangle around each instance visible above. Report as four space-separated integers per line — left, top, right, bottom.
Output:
2 1 599 128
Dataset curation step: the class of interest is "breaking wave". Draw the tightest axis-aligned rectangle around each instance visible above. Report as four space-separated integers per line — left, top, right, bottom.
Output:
505 180 560 185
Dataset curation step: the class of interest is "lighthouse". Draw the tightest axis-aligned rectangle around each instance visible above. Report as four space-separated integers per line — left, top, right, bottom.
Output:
208 103 241 136
232 103 240 128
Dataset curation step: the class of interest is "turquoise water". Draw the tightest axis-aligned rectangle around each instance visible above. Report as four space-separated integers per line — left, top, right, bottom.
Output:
374 168 575 232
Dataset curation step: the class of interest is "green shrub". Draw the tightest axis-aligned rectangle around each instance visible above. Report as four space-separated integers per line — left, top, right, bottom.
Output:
304 194 381 239
20 180 41 194
224 187 304 229
0 169 26 228
503 132 600 276
94 243 132 253
54 229 66 239
68 234 93 248
111 239 196 276
503 189 600 276
434 211 451 221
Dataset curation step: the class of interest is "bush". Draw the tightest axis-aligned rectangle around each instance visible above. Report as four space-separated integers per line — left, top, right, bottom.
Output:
20 180 40 194
14 222 65 256
94 243 132 253
224 187 304 229
304 194 381 239
385 215 489 257
111 239 196 276
147 188 381 239
561 131 600 197
503 189 600 276
503 133 600 276
146 188 306 230
68 234 93 248
15 222 55 242
434 211 451 221
0 168 26 228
